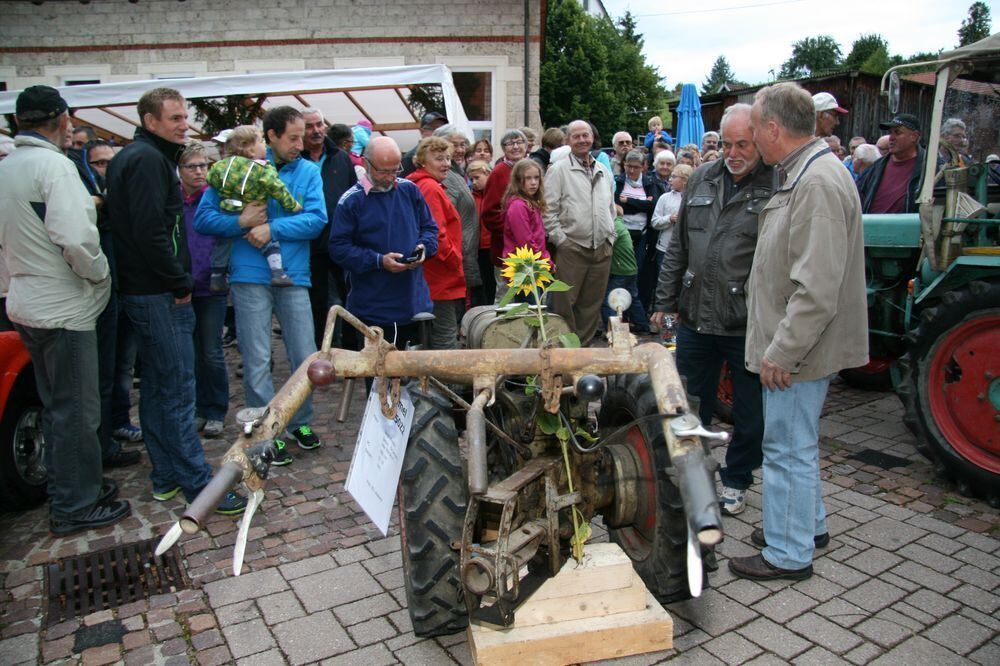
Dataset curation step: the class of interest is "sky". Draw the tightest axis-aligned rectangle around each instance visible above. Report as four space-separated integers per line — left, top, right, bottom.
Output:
602 0 995 89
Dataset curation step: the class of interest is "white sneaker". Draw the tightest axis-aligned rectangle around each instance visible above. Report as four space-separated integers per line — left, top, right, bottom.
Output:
719 486 746 515
203 420 224 438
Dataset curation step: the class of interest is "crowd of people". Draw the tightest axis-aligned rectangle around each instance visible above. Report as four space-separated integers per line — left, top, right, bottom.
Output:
0 79 970 585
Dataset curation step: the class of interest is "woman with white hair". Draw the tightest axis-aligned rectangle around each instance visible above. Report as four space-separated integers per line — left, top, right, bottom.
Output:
652 150 676 193
432 124 481 301
850 143 880 181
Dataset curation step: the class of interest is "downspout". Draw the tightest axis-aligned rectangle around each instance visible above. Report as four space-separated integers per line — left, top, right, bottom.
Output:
524 0 531 126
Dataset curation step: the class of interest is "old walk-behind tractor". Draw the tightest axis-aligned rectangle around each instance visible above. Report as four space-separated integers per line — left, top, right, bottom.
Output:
157 293 725 637
845 33 1000 505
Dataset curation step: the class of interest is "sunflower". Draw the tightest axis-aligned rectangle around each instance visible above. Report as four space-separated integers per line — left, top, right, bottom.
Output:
501 246 553 295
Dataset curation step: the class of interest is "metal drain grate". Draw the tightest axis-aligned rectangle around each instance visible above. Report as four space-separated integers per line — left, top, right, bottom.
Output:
44 537 188 626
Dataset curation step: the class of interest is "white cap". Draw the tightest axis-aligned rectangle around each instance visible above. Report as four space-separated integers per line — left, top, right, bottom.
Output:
986 154 999 164
813 92 848 114
212 129 233 143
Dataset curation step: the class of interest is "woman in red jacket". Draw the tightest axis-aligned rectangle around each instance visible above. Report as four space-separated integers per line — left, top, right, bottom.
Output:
479 129 528 301
406 137 466 349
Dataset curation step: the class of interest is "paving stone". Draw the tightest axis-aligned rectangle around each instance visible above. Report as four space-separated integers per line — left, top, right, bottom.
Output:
290 562 382 613
196 645 233 666
836 505 879 524
793 573 846 603
0 634 37 665
191 628 224 650
959 606 1000 632
394 638 460 665
367 537 400 556
890 561 960 594
374 567 404 590
890 600 938 627
846 516 926 551
717 578 770 606
670 627 711 652
956 531 999 553
810 559 867 588
839 579 907 613
948 583 1000 615
950 563 1000 590
903 514 966 537
258 590 305 625
787 612 863 654
751 588 817 624
237 648 288 666
969 640 1000 666
346 616 397 646
896 543 962 573
841 548 902 576
791 645 844 665
810 598 868 628
869 635 967 665
667 645 725 664
362 550 402 575
668 589 758 637
221 618 276 659
702 632 763 664
877 570 921 592
278 553 337 580
952 546 997 570
332 592 401 626
743 653 789 666
831 488 885 511
273 611 354 665
736 617 812 660
320 643 397 666
854 616 917 649
216 599 260 627
188 613 217 634
924 615 994 655
204 569 288 608
843 641 884 665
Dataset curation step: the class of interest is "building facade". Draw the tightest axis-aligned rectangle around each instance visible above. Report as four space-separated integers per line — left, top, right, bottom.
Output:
0 0 544 143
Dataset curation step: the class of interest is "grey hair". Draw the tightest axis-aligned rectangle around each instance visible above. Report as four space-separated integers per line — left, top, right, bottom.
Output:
754 82 816 137
179 141 206 164
432 123 471 144
853 143 879 165
941 117 966 134
654 150 677 166
301 107 325 122
624 149 645 164
702 130 720 142
499 128 527 148
719 103 752 136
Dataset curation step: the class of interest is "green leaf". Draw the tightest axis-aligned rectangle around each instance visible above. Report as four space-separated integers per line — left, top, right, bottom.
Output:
574 427 598 443
500 302 530 318
523 316 542 327
544 280 572 293
497 286 518 307
524 375 538 396
555 426 571 443
537 411 560 435
558 333 581 348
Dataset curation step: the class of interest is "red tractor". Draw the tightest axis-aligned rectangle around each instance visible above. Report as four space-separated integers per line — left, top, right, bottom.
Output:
0 331 47 510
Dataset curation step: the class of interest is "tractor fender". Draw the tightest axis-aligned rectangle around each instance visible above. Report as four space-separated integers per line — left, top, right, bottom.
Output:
0 331 32 423
915 256 1000 307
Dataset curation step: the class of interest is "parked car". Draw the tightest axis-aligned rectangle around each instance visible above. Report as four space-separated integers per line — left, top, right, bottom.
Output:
0 330 47 510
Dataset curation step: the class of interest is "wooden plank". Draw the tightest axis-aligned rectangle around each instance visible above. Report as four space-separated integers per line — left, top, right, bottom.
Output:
501 572 646 628
469 590 672 666
527 542 634 601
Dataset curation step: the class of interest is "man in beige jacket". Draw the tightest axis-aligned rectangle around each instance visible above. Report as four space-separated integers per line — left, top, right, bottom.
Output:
543 120 616 346
729 82 868 582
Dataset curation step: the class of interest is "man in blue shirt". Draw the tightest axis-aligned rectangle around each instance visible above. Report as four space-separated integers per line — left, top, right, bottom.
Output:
196 107 327 464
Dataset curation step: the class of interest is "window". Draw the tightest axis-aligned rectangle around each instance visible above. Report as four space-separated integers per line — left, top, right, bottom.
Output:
64 79 100 86
452 69 495 143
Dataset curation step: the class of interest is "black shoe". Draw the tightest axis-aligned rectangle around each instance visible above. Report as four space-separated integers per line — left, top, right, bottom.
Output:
751 527 830 549
50 500 131 537
729 554 813 581
222 332 237 348
103 449 141 469
98 478 119 505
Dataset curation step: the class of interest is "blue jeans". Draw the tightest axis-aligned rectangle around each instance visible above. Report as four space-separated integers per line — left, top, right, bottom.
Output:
96 230 121 459
110 308 137 429
231 283 316 428
761 376 831 570
14 325 103 519
675 324 763 490
120 294 212 500
192 295 229 422
601 274 650 332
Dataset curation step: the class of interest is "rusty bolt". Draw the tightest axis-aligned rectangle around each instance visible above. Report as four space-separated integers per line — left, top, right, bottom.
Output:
307 359 336 386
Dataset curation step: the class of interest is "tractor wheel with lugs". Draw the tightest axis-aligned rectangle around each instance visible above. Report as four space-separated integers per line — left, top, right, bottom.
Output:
398 386 469 636
599 373 702 603
898 280 1000 507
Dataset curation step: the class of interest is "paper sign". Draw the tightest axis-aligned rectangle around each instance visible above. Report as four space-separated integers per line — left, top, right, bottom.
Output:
345 379 415 535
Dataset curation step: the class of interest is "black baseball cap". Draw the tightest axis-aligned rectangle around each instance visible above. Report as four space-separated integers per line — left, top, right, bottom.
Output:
879 113 920 132
16 85 68 122
420 111 448 128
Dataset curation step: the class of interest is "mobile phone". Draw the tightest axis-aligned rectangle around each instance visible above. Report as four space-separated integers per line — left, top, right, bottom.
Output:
401 247 424 264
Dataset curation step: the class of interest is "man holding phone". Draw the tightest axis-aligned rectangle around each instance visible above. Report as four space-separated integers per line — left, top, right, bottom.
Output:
329 136 439 349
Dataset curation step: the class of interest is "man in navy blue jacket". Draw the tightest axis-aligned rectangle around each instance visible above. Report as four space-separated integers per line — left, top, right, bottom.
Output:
196 106 327 465
329 136 438 351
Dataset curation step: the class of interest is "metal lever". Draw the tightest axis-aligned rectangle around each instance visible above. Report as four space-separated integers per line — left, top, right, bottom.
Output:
669 413 730 443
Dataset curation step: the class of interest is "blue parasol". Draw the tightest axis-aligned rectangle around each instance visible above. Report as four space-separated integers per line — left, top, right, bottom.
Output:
676 83 705 149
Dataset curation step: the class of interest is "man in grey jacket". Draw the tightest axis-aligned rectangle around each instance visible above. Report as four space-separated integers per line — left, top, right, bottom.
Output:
0 86 130 535
651 103 772 516
730 82 868 582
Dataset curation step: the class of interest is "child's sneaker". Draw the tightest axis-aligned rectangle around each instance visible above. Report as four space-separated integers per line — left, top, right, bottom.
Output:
270 269 293 287
215 491 248 515
113 423 143 442
209 271 230 294
719 486 746 516
270 439 293 466
289 425 321 450
152 486 182 502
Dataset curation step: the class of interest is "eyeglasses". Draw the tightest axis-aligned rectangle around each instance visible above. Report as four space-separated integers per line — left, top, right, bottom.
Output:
624 163 643 169
616 141 634 146
365 159 402 176
502 139 525 148
88 159 110 168
180 163 209 171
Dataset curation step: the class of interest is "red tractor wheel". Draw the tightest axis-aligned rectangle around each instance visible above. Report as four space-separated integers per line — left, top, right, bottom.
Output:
899 281 1000 506
714 362 734 424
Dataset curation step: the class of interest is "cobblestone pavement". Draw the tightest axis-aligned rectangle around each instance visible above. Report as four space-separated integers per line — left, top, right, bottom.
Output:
0 335 997 665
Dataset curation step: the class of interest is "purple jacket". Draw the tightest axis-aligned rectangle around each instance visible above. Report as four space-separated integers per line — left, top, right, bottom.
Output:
183 185 218 297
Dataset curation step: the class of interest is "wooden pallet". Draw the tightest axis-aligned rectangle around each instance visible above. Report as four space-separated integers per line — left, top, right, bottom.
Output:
468 543 673 665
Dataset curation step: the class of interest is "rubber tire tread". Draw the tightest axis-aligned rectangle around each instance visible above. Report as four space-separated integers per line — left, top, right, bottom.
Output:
0 377 47 510
599 373 699 603
838 367 894 392
898 280 1000 505
398 385 470 637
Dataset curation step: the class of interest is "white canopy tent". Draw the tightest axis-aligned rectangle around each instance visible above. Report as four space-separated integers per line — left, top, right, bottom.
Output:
0 64 472 150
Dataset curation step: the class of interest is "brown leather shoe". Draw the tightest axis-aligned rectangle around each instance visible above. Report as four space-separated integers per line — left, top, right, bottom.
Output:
728 554 812 581
751 527 830 549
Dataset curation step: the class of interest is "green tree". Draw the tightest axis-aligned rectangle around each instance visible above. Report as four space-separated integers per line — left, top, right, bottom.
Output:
778 35 843 78
702 55 736 95
958 2 992 46
540 0 665 140
844 34 896 75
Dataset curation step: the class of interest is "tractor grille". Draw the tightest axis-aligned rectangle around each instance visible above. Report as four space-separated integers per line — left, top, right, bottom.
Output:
44 538 188 626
